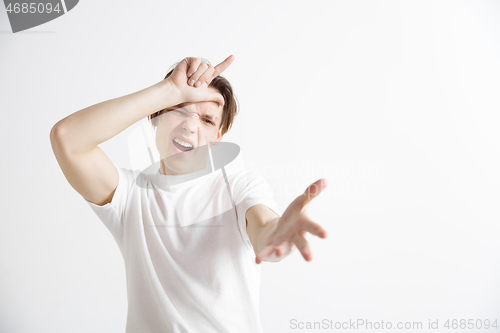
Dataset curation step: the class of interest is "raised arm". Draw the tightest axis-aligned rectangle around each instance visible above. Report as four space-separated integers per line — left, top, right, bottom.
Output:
50 55 234 206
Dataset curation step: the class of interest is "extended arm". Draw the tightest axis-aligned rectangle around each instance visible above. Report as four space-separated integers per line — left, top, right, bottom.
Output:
246 205 296 262
247 179 329 264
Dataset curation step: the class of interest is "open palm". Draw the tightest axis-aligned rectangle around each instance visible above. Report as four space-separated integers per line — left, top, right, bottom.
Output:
256 178 328 264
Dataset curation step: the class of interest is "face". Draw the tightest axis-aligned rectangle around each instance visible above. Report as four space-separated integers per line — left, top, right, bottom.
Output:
155 88 224 175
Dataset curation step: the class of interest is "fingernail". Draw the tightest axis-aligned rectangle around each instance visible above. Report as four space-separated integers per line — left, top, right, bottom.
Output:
195 81 201 87
189 79 195 86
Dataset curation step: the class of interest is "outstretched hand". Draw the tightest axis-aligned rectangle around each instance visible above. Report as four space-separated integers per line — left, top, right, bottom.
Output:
255 179 328 264
167 55 235 107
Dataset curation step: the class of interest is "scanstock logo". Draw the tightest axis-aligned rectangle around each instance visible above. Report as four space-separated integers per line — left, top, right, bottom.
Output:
3 0 79 33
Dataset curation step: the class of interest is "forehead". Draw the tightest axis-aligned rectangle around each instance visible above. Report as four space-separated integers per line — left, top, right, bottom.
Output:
178 86 222 118
178 101 222 118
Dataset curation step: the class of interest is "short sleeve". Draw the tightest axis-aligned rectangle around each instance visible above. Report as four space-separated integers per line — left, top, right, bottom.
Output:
228 170 281 247
84 166 136 239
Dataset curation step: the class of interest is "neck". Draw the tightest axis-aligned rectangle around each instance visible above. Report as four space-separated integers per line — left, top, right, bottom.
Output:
160 159 207 176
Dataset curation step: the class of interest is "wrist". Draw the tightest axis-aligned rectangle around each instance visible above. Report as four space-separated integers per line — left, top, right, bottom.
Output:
156 79 183 110
256 217 281 261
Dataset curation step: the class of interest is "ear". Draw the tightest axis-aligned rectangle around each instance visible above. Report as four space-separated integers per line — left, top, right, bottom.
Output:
216 128 223 142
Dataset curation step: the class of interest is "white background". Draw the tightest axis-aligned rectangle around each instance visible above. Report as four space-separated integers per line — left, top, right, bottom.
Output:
1 0 499 332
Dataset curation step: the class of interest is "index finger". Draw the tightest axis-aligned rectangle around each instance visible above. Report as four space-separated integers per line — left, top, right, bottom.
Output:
301 215 328 238
213 54 235 77
301 178 328 207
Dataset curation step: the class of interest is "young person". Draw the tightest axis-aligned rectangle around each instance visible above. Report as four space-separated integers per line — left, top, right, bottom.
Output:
50 55 328 332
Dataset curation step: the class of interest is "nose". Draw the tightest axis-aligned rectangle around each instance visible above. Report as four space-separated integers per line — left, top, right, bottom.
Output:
181 114 198 133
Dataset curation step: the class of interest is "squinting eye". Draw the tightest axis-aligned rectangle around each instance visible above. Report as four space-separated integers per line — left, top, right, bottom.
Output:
204 119 215 125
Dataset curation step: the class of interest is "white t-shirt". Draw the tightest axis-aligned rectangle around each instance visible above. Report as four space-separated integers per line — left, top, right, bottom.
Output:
84 153 280 333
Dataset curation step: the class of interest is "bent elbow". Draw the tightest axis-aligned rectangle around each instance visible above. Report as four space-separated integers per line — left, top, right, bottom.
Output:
50 121 67 143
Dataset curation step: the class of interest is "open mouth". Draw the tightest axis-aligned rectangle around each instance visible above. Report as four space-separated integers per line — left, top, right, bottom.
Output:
172 137 194 152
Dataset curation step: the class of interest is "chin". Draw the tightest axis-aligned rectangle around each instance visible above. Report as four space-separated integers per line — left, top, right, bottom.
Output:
165 156 207 175
163 159 191 174
160 147 209 174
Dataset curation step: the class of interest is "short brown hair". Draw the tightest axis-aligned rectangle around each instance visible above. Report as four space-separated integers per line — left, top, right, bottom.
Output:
148 59 239 136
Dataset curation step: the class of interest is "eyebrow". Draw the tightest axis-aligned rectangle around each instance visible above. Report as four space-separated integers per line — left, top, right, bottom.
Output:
178 106 219 121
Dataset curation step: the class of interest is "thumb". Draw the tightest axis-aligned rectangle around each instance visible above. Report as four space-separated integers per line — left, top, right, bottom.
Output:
209 92 225 108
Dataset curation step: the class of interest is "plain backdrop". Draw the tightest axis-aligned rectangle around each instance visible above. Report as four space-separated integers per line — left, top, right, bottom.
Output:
1 1 499 332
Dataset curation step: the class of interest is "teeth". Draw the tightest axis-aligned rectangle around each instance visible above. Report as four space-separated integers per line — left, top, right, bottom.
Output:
174 137 193 148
